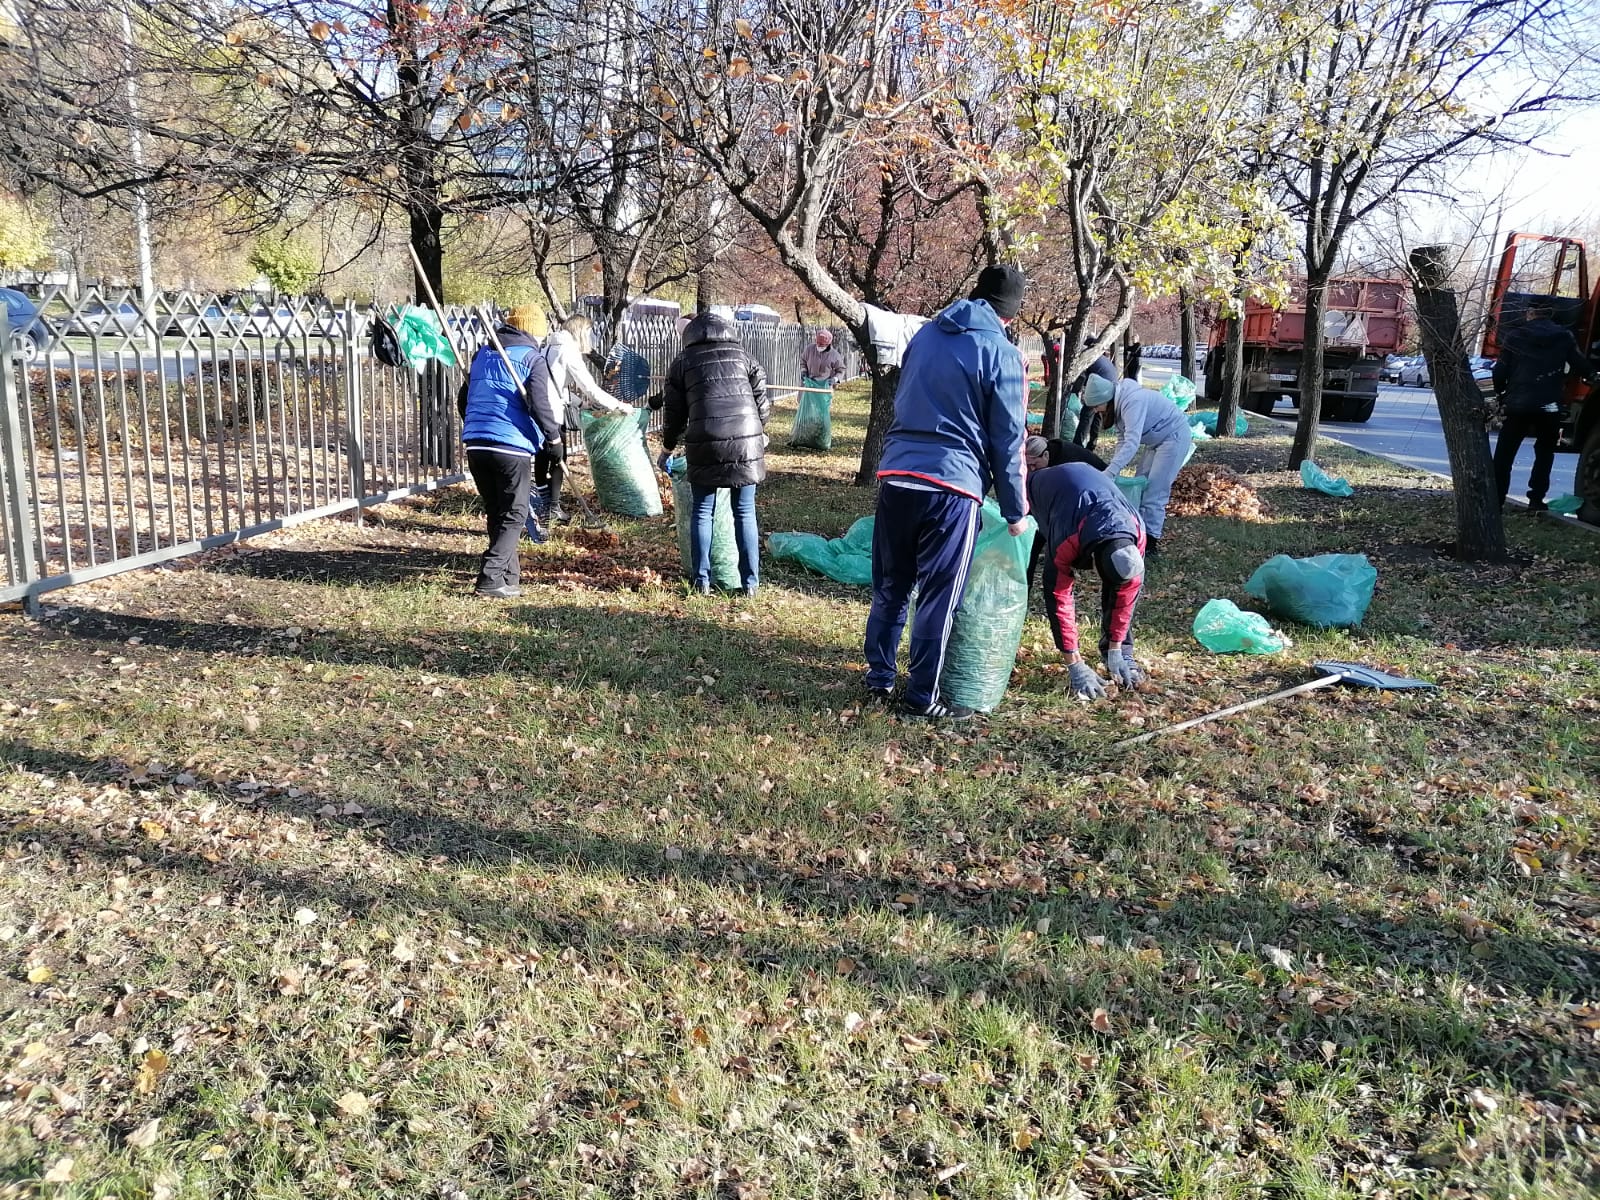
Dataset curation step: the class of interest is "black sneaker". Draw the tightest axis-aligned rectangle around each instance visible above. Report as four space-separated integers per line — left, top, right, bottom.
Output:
475 583 522 599
1144 537 1162 559
549 506 571 525
895 697 975 722
1527 499 1549 513
865 685 896 704
692 580 713 596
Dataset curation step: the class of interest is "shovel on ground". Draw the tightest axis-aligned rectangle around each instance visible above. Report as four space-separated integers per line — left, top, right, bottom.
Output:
1113 660 1436 749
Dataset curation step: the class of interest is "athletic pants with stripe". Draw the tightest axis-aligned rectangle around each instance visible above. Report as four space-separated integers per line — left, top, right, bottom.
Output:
864 483 980 708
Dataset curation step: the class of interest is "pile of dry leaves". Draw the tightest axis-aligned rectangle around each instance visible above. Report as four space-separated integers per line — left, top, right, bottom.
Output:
520 525 676 591
1167 464 1268 521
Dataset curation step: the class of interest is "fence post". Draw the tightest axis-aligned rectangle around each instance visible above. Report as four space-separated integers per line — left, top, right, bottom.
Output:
342 299 366 523
0 308 40 612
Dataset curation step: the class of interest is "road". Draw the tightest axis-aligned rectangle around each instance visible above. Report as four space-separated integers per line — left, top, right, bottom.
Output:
1139 360 1578 503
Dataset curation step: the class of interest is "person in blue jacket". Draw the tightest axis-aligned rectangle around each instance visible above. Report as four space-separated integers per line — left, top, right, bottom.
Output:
862 265 1031 721
459 306 560 598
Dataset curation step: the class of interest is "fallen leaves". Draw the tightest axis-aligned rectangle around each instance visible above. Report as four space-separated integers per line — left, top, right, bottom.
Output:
334 1090 371 1118
1168 463 1267 520
134 1048 170 1095
126 1117 162 1148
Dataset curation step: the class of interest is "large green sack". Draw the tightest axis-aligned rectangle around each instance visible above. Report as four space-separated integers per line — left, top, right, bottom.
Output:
1162 375 1197 410
1191 410 1248 436
929 500 1036 712
1114 475 1148 508
792 376 834 449
393 306 458 367
1245 553 1377 629
1192 598 1287 655
581 408 662 517
768 516 875 586
667 456 741 589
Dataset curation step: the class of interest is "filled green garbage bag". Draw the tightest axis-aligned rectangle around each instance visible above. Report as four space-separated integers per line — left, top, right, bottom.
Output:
914 500 1036 712
1162 375 1197 410
791 376 834 449
581 408 663 517
1191 410 1248 436
1114 475 1148 508
667 455 740 589
1192 598 1287 655
768 516 875 585
1548 494 1583 514
1300 460 1354 497
1244 553 1377 628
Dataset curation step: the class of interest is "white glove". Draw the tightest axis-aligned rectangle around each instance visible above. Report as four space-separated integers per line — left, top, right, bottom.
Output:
1105 647 1145 688
1068 661 1106 699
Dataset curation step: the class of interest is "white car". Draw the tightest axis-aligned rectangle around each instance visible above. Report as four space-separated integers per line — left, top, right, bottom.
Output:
1399 357 1431 387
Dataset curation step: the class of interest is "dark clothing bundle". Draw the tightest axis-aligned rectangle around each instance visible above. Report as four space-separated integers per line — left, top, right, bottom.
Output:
655 313 771 488
1039 437 1107 471
1027 463 1144 656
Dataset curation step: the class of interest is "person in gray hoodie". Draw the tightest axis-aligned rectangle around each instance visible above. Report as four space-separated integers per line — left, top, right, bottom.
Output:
1491 300 1598 510
1080 374 1190 555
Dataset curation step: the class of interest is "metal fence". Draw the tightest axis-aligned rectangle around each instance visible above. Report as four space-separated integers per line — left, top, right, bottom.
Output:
0 290 487 611
0 291 863 610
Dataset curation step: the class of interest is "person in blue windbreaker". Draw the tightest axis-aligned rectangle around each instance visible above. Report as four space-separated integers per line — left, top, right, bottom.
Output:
459 306 561 598
861 265 1031 721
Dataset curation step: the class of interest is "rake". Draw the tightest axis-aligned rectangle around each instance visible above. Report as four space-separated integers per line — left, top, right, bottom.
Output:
1113 660 1436 749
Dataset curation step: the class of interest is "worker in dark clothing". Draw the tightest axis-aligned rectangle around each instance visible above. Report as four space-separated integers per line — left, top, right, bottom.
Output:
1071 339 1118 451
1492 300 1598 510
1025 435 1108 585
1028 462 1147 699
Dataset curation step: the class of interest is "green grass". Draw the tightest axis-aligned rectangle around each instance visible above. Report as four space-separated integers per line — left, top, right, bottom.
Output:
1 383 1597 1199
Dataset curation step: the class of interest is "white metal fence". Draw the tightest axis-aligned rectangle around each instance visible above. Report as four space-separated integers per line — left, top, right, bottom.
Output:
0 291 861 610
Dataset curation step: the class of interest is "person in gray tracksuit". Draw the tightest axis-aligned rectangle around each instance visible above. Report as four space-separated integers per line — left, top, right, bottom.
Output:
1081 375 1189 554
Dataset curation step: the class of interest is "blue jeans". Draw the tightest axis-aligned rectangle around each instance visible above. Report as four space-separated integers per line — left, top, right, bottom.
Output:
690 484 759 590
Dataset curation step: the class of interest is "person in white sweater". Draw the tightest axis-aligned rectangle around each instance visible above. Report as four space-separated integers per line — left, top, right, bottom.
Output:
1082 375 1190 554
538 314 632 522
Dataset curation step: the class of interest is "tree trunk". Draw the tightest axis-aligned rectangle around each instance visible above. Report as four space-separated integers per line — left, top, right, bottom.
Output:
1289 270 1330 467
1410 245 1507 560
1179 289 1197 382
1216 304 1245 439
1041 338 1064 440
854 345 901 486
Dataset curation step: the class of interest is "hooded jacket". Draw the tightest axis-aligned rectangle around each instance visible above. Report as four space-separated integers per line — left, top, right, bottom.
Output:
1102 378 1190 477
461 326 558 456
1492 317 1595 414
658 313 771 488
876 298 1028 522
546 329 630 427
1027 462 1144 655
800 341 845 383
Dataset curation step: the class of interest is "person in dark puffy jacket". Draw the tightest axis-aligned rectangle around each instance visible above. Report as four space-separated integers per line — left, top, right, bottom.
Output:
653 311 771 595
1491 300 1598 510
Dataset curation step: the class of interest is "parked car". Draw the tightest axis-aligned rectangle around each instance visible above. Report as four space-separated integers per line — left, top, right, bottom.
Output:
1399 356 1431 387
1379 354 1409 383
69 299 146 338
163 303 239 339
1 287 53 362
242 305 310 339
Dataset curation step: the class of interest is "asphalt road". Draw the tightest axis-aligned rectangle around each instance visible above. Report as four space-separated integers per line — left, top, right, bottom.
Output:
1139 360 1578 503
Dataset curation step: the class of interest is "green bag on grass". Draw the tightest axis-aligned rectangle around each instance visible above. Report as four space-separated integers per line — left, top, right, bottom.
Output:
1192 598 1287 655
791 376 834 449
1548 495 1583 515
667 456 741 589
581 408 662 517
768 517 875 586
1191 410 1248 436
1300 460 1354 497
1244 553 1377 629
1162 375 1197 410
919 500 1035 712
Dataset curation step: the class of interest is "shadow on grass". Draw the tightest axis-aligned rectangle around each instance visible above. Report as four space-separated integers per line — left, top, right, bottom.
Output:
5 735 1596 1108
206 545 473 588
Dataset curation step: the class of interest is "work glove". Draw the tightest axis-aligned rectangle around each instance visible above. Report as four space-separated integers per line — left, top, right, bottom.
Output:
1068 661 1106 700
656 450 674 474
1105 646 1145 688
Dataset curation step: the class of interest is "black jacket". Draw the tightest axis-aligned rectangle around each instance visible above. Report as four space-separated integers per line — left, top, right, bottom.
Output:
1492 318 1595 414
1042 437 1107 471
656 314 771 488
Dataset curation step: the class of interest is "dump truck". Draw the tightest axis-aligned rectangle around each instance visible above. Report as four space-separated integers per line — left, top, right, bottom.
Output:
1482 231 1600 519
1203 277 1409 423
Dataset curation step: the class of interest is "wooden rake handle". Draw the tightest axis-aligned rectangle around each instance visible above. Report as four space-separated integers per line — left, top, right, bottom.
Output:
1112 672 1344 750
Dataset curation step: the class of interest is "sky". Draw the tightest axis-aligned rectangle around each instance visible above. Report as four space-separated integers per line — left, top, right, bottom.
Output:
1473 108 1600 233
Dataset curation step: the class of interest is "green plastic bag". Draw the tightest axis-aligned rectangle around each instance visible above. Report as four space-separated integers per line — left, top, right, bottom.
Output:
1244 553 1377 629
924 500 1035 712
791 377 834 449
1162 376 1197 410
1191 410 1248 436
1114 475 1148 508
1300 460 1354 497
1192 598 1287 655
667 456 740 588
768 516 875 586
581 408 663 517
1548 495 1583 514
393 306 458 368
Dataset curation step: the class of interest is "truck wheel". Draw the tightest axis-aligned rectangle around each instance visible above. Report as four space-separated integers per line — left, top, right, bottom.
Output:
1243 391 1277 415
1324 397 1377 423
